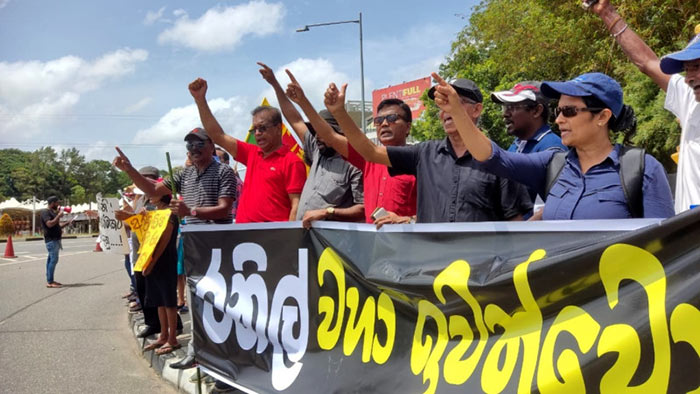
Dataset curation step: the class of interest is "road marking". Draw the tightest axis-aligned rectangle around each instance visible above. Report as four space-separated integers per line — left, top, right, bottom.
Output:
0 251 91 266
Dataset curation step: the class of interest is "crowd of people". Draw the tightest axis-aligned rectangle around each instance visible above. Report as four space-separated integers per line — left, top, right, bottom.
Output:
97 1 699 392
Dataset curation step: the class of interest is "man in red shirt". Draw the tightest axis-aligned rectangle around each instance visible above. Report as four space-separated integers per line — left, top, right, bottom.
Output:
188 77 306 223
283 70 416 228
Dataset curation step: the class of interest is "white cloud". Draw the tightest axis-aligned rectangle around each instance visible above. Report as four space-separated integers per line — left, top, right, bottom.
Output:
158 1 285 52
260 58 360 114
0 48 148 139
131 96 252 166
124 97 152 114
144 6 166 25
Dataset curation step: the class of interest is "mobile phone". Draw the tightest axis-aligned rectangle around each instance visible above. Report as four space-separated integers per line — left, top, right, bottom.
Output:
371 207 390 221
581 0 598 10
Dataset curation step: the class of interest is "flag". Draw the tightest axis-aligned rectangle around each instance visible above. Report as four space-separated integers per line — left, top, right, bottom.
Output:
245 98 305 163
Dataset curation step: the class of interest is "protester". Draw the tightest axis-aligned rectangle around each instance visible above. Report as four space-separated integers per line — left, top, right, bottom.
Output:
323 80 532 223
258 63 364 228
40 196 73 288
430 71 674 219
491 82 566 217
188 77 307 223
282 69 417 228
124 193 181 355
589 0 699 213
112 129 237 371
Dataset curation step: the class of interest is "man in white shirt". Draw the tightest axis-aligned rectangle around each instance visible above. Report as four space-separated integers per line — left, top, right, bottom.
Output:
590 0 700 213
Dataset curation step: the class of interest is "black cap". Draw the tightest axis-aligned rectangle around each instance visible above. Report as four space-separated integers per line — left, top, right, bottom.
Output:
47 196 60 204
184 127 210 141
306 109 342 135
428 78 483 103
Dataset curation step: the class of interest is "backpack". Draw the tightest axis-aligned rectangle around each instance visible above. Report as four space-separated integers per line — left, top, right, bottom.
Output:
544 146 645 218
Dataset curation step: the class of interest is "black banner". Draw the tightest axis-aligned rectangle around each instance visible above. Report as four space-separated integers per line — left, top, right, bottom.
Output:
183 211 700 393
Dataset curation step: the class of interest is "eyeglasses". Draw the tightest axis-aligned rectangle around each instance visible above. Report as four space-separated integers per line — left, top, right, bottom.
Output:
502 104 533 113
186 141 206 151
249 123 277 134
373 114 404 126
555 106 603 118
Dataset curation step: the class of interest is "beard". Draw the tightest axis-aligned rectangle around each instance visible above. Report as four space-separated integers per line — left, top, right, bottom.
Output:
319 145 337 157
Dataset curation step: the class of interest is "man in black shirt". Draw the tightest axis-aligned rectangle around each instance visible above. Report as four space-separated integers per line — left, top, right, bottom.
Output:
41 196 72 288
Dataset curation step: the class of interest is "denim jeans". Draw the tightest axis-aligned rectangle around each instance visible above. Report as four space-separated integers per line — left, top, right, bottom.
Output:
45 239 61 283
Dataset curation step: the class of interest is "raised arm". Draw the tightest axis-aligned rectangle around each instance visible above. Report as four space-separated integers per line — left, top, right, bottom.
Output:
284 69 349 157
258 62 309 140
589 0 670 91
430 73 493 161
324 83 391 166
112 147 171 197
188 78 239 157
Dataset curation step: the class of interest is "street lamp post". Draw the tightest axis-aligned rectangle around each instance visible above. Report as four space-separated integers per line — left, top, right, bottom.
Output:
296 12 367 133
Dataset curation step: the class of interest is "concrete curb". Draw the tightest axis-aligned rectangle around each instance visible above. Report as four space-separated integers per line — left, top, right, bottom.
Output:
128 310 213 393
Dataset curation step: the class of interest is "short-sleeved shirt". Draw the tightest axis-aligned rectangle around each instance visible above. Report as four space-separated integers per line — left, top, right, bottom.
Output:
665 74 700 213
235 141 307 223
296 132 364 220
507 125 566 154
386 138 532 223
40 209 61 241
164 160 237 225
484 141 675 219
347 144 417 223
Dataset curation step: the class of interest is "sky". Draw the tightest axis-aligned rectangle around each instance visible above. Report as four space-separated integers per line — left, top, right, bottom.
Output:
0 0 480 176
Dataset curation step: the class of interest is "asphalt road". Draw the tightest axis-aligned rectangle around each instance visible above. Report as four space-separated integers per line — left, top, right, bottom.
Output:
0 237 176 393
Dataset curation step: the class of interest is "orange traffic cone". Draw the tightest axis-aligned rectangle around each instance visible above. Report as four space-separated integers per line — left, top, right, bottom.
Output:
4 235 17 258
94 238 103 252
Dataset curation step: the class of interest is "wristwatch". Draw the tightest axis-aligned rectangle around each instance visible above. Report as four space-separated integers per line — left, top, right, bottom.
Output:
326 207 335 219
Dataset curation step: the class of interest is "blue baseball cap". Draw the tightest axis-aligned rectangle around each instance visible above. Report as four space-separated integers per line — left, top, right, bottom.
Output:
541 72 623 118
660 34 700 75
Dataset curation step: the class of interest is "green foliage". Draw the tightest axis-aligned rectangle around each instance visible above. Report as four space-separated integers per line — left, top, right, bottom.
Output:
412 0 697 170
0 213 14 236
0 148 131 203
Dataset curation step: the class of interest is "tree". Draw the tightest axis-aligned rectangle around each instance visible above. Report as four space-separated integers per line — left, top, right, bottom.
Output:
413 0 697 170
0 213 14 237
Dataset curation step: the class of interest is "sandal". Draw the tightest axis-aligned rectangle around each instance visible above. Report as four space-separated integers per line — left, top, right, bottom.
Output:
46 282 62 288
143 342 167 351
155 343 181 355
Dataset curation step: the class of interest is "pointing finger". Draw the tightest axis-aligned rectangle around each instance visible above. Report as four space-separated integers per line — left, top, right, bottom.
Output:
431 72 448 86
115 147 127 158
285 69 300 84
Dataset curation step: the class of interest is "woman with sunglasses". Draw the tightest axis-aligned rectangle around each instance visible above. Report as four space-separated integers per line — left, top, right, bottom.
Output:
430 72 674 220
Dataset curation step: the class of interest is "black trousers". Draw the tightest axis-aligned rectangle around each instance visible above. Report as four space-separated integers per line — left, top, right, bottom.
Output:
134 271 182 331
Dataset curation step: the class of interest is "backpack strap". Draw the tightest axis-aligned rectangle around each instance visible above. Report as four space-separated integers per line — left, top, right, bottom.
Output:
618 146 645 218
544 151 567 201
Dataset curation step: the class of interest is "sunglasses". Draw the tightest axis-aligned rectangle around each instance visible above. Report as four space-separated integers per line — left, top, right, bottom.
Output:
373 114 404 126
501 104 533 113
249 123 277 134
555 106 603 118
186 140 206 151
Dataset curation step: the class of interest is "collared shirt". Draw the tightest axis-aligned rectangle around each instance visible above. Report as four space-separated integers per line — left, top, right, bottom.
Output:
665 74 700 213
484 141 675 219
386 138 532 223
164 160 237 225
508 125 567 205
234 140 307 223
347 144 417 223
296 132 364 220
507 125 566 154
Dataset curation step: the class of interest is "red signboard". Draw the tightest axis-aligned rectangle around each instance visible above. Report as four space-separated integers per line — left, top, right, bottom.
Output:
371 77 431 120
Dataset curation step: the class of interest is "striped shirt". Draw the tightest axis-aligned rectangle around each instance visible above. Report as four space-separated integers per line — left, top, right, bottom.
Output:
164 160 237 224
